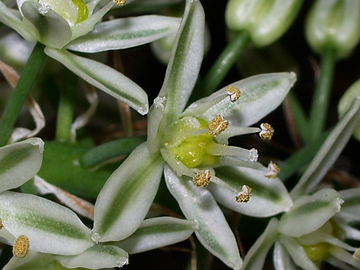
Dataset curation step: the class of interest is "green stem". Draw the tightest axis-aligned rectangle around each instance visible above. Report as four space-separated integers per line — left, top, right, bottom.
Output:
0 42 46 147
55 70 78 142
308 45 337 142
193 31 250 100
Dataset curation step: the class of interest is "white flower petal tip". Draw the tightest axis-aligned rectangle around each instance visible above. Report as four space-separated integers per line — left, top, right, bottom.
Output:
24 137 45 153
248 148 259 162
264 161 280 179
116 257 129 267
226 85 241 102
208 115 229 136
353 249 360 260
193 170 211 187
259 123 274 140
235 185 252 203
13 235 30 258
113 0 126 6
336 198 345 212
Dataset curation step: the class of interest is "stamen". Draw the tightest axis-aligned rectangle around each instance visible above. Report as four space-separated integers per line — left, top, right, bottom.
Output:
354 249 360 260
206 144 259 162
226 85 241 102
113 0 126 6
259 123 274 140
208 115 228 136
13 235 30 258
235 185 252 203
264 161 280 178
193 170 211 187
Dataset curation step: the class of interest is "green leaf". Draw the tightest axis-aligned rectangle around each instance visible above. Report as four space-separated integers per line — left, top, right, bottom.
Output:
114 217 197 254
278 189 343 237
290 97 360 199
183 72 297 127
242 218 279 270
211 166 293 217
93 143 164 242
164 165 242 270
44 47 149 115
21 1 72 48
0 191 93 255
0 138 44 193
67 15 180 53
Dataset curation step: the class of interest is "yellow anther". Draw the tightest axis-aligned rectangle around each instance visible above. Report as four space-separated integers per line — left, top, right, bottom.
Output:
226 85 241 102
235 185 252 203
208 115 228 136
259 123 274 140
113 0 126 6
193 170 211 188
264 161 280 179
13 235 30 258
354 249 360 260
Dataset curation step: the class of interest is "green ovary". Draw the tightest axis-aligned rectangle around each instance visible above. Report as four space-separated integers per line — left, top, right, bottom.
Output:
72 0 89 23
168 118 219 168
303 242 331 261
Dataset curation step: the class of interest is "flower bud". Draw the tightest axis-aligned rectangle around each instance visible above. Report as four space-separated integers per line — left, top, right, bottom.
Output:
305 0 360 59
225 0 302 47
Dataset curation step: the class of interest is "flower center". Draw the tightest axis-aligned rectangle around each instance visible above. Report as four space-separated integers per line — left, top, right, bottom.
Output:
164 117 219 168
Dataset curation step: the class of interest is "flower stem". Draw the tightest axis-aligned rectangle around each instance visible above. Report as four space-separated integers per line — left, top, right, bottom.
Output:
0 42 46 147
55 70 78 142
193 31 250 100
308 45 337 142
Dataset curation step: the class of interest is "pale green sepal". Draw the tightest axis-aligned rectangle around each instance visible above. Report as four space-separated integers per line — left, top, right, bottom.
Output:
337 188 360 222
273 241 299 270
305 0 360 59
0 2 38 42
290 97 360 199
164 165 242 270
3 252 56 270
21 1 72 48
114 217 197 254
71 1 113 41
0 191 93 255
147 0 205 151
67 16 181 53
278 189 343 237
225 0 302 47
242 218 279 270
338 78 360 141
44 47 149 115
93 143 164 242
57 244 128 269
211 166 292 217
157 0 205 121
279 234 318 270
0 138 44 193
183 72 296 127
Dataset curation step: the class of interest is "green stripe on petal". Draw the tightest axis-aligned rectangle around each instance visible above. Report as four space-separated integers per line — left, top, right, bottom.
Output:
93 143 164 242
67 15 180 53
44 47 149 115
211 166 292 217
0 192 93 255
164 165 242 270
114 217 197 254
278 189 343 237
0 138 44 193
184 72 296 127
57 244 128 269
